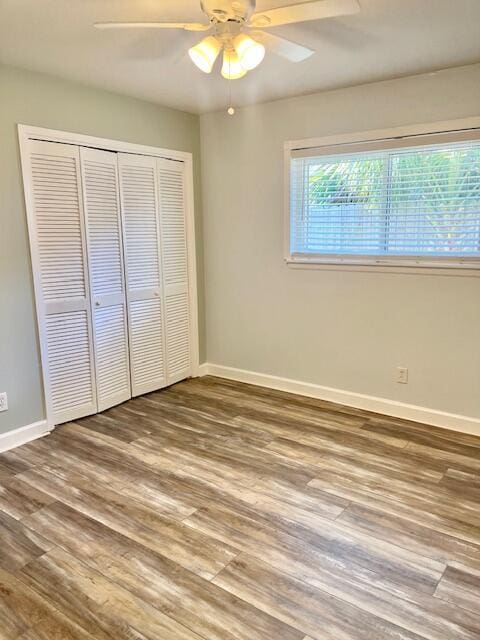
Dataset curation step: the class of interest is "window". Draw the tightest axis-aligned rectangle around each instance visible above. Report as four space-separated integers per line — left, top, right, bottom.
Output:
288 130 480 269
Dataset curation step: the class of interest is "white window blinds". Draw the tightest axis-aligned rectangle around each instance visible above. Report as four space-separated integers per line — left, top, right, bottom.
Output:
289 133 480 266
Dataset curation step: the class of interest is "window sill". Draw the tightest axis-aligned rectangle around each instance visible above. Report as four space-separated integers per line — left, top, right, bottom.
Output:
285 256 480 277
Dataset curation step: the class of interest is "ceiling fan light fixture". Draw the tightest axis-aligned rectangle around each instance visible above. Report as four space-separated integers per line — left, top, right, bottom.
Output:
188 35 222 73
221 49 247 80
233 33 265 70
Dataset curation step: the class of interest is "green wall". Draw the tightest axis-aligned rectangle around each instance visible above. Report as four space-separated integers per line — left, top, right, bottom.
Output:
200 64 480 419
0 64 204 435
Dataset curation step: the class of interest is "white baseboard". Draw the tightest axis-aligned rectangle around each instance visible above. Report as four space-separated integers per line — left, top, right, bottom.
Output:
0 420 52 453
196 363 210 377
200 363 480 437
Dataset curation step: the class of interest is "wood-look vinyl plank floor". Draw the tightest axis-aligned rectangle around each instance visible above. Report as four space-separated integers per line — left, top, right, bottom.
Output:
0 375 479 640
434 562 480 614
18 466 237 580
0 566 102 640
0 477 56 522
0 512 54 573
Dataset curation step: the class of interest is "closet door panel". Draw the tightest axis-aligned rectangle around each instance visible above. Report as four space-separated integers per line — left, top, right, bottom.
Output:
118 153 166 396
80 147 131 411
26 140 96 424
128 296 166 394
157 159 191 385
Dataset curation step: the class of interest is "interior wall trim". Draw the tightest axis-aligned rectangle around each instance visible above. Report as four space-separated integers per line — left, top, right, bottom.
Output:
0 420 52 453
199 363 480 436
196 363 210 377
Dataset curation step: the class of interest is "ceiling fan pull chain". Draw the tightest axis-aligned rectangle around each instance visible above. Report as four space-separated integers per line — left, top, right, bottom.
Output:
227 61 235 115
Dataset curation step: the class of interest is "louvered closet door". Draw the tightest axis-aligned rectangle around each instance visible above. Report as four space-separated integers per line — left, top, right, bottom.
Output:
26 140 97 424
80 148 131 411
118 153 167 396
157 158 192 385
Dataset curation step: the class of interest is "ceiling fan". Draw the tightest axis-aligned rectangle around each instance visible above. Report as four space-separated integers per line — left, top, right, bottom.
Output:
95 0 361 80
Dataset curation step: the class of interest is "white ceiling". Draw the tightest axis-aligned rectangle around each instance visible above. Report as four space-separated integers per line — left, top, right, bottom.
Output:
1 0 479 114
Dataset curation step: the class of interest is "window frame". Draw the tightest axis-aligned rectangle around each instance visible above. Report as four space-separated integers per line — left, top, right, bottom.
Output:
284 117 480 275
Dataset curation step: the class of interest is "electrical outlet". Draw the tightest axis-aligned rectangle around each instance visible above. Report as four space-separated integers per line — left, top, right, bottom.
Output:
0 392 7 412
396 367 408 384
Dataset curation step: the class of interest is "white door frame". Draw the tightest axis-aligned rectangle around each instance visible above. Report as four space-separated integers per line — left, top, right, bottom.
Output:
18 124 200 429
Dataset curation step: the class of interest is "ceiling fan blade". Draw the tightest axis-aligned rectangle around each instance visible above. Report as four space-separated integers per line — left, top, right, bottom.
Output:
249 0 360 28
252 30 314 62
94 22 211 32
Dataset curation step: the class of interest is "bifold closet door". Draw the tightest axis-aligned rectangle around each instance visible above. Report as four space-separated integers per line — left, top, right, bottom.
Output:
25 140 97 424
80 147 131 411
157 158 192 385
118 153 167 395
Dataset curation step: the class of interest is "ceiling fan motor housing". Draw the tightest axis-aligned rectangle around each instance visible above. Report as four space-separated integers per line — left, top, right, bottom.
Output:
200 0 256 23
